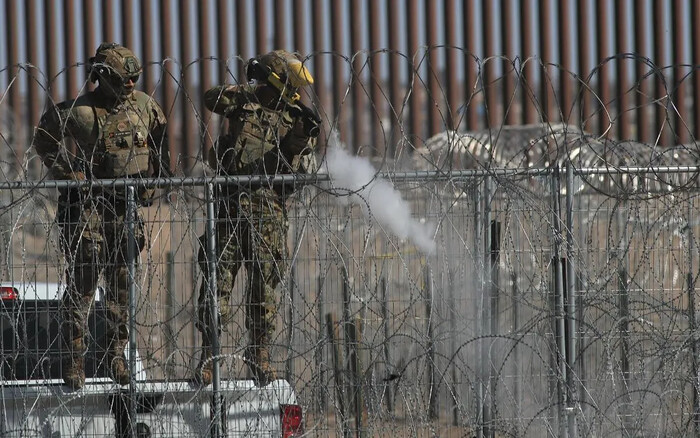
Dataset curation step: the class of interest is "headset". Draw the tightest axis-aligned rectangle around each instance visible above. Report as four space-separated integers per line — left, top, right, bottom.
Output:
245 57 321 137
246 58 301 105
87 43 120 83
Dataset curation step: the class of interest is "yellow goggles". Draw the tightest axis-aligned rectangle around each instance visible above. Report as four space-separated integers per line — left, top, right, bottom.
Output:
267 71 301 105
265 61 314 105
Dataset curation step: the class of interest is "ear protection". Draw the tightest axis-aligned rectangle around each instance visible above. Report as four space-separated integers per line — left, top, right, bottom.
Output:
86 43 122 83
87 61 107 83
246 58 301 105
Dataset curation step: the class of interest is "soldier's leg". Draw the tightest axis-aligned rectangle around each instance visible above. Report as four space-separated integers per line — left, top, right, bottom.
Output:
103 205 145 385
58 199 103 389
195 221 242 385
244 203 289 385
61 238 102 389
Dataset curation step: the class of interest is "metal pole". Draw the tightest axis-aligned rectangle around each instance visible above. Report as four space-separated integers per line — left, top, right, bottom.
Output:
489 218 501 431
349 317 366 437
474 178 484 438
126 186 138 436
617 196 632 435
565 162 578 437
425 267 438 420
165 252 176 378
285 264 296 382
481 175 493 438
317 274 327 413
448 269 459 426
551 169 569 438
342 266 352 375
192 256 199 367
510 271 520 420
687 197 700 434
327 313 349 438
205 183 223 437
381 277 394 413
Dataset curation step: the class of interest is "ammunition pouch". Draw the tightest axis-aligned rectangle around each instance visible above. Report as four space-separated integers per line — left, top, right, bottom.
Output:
215 103 293 175
93 110 150 178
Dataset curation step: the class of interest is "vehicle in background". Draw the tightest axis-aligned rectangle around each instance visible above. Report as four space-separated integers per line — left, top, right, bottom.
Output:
0 282 304 437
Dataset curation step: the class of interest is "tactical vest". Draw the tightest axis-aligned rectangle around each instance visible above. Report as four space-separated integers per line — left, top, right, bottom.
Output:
94 110 150 178
215 102 295 175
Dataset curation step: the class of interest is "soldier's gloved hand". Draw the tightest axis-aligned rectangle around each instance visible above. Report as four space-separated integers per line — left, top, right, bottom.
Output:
139 188 156 207
62 171 91 195
66 171 86 181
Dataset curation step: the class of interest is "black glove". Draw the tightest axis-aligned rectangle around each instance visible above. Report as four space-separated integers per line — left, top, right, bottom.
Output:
290 103 321 138
139 188 156 207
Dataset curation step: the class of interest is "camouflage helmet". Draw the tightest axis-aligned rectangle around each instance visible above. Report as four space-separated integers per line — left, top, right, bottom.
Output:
88 43 142 82
246 50 314 94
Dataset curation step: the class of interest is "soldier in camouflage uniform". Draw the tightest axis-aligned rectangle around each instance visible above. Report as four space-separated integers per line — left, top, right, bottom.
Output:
195 50 319 386
33 43 170 390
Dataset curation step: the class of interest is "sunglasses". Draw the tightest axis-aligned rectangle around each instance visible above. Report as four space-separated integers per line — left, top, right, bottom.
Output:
122 74 140 85
103 72 139 85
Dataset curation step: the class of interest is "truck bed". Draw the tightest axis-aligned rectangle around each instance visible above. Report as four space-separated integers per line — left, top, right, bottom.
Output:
1 378 297 437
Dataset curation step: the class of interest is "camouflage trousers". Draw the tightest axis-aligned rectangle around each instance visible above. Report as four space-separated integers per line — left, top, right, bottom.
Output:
57 189 145 357
197 192 289 346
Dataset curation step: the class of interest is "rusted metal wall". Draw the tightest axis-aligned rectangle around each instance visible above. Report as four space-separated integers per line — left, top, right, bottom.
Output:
2 0 700 175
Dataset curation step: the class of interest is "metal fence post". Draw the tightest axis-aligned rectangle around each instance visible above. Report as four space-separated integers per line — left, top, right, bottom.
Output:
448 268 459 426
551 168 569 438
380 277 394 414
474 177 484 438
126 185 138 436
317 273 327 413
205 182 223 437
510 271 521 420
480 175 493 438
342 266 352 390
425 266 438 420
565 162 578 437
285 263 296 383
348 316 367 437
165 251 176 378
327 312 349 438
687 197 700 434
617 196 632 435
489 217 501 432
191 255 199 368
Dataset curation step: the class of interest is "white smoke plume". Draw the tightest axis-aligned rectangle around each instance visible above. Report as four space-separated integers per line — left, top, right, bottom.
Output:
322 139 436 255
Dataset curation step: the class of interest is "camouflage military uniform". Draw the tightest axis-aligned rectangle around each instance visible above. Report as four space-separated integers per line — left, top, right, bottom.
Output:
196 50 317 385
33 43 169 389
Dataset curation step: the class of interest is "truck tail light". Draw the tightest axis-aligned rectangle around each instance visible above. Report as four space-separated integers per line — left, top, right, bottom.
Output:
0 287 18 300
280 404 303 438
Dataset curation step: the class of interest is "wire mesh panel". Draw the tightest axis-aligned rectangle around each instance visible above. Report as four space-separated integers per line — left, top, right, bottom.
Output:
4 46 700 436
0 166 698 437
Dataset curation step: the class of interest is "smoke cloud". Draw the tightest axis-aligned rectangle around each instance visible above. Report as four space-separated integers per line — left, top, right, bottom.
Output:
322 140 436 254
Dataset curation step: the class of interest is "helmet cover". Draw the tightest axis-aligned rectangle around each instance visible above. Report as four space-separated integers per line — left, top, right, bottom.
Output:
90 43 142 80
253 50 314 89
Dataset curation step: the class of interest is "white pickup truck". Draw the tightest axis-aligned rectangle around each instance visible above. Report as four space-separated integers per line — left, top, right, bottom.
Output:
0 282 304 437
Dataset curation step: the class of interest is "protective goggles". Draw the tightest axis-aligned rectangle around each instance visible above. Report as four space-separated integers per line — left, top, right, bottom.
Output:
266 71 301 104
248 60 301 105
122 74 140 84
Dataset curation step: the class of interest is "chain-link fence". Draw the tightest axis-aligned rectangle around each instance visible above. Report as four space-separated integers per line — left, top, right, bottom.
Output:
1 162 700 437
3 50 700 436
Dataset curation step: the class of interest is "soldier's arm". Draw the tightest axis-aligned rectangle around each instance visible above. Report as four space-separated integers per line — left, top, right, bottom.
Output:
283 115 318 157
148 102 172 177
204 84 249 115
32 105 76 179
280 116 318 175
282 101 321 157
